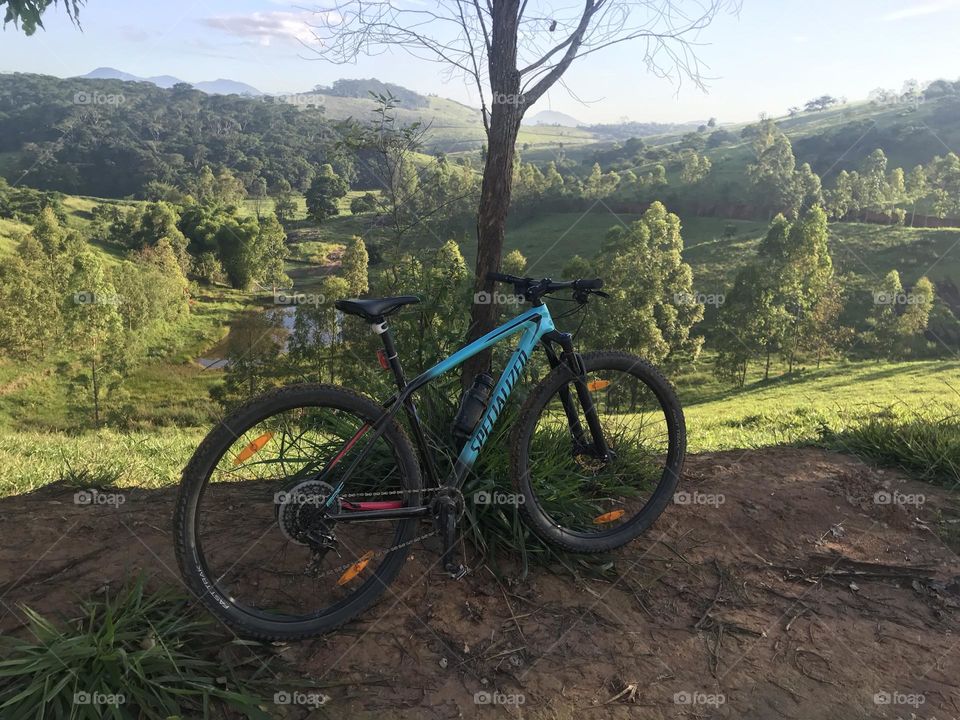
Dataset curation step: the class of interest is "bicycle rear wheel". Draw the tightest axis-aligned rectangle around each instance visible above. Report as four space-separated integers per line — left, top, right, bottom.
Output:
511 351 685 553
174 384 422 641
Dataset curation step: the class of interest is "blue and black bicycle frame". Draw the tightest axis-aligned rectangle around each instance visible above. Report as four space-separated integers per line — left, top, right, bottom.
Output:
323 288 610 575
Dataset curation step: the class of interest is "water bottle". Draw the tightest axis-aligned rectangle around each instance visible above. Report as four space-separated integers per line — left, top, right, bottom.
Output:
452 373 494 450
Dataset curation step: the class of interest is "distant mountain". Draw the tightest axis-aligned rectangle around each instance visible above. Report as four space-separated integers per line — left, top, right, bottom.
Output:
146 75 182 89
193 79 262 96
82 67 143 83
76 68 262 96
314 78 428 108
523 110 584 127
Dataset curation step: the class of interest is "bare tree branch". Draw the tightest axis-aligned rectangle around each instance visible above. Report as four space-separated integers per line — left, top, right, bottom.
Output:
308 0 740 127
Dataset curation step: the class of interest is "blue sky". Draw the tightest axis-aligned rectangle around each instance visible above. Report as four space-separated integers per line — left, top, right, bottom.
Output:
2 0 959 123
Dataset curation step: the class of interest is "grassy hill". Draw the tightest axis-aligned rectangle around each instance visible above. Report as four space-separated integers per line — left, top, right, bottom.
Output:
562 94 960 215
677 356 960 452
279 90 600 154
315 185 959 305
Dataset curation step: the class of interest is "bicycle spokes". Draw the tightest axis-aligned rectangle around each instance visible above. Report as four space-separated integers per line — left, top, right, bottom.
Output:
196 405 413 618
529 367 671 534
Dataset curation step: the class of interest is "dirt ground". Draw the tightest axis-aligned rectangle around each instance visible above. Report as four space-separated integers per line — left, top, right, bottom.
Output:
2 447 959 719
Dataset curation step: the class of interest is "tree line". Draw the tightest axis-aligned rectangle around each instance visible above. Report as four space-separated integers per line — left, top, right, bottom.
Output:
0 208 189 425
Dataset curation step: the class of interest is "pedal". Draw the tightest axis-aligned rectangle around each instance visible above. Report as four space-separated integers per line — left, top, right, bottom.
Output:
447 563 470 580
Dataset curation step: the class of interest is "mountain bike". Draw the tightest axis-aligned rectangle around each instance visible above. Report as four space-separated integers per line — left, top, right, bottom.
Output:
174 272 686 640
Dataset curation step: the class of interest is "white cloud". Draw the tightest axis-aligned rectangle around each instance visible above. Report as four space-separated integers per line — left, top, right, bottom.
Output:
200 11 317 46
879 1 959 22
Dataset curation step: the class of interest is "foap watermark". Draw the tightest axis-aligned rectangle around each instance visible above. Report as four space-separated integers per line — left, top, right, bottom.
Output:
274 490 325 506
74 488 126 507
474 290 525 306
673 690 725 707
674 291 725 307
73 91 125 106
74 691 125 708
868 88 924 110
73 291 122 306
874 490 925 508
474 690 525 706
273 690 330 708
474 490 525 506
492 91 525 106
873 690 925 708
274 290 326 306
269 93 322 108
872 290 928 306
674 490 725 507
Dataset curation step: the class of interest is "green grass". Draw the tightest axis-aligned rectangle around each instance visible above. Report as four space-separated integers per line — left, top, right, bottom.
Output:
0 216 28 254
676 357 960 455
820 407 960 485
495 211 763 280
240 194 307 221
0 426 203 496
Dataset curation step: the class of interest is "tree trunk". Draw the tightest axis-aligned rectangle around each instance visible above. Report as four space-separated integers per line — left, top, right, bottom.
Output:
462 0 523 388
764 347 771 380
91 357 100 429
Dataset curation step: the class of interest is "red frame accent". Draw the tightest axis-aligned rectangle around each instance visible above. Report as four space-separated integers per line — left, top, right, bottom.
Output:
328 424 370 470
341 500 405 511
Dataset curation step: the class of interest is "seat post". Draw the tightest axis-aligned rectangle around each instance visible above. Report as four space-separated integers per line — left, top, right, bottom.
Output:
372 318 407 390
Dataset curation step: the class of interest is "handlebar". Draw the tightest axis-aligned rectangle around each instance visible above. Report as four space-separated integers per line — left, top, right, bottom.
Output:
487 272 605 302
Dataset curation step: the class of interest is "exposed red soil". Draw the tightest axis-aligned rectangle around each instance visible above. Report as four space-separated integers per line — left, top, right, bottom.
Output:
2 448 959 719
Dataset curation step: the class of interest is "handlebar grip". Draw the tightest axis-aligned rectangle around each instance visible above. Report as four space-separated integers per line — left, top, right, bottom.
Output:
575 278 604 290
488 271 519 284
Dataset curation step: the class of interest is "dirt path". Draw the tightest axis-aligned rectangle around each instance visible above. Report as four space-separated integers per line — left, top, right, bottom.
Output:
1 448 959 719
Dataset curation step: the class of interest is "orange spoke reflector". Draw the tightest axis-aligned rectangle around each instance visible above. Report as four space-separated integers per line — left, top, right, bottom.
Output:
338 551 375 586
586 379 611 392
594 509 625 524
233 432 274 465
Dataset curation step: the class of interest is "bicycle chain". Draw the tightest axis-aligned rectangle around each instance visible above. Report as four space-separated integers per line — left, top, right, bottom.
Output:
335 487 439 499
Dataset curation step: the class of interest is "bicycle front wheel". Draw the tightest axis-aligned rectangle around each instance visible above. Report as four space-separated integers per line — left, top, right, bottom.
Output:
511 351 685 553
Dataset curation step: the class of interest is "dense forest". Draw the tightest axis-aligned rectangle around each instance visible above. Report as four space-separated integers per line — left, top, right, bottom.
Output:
0 73 351 196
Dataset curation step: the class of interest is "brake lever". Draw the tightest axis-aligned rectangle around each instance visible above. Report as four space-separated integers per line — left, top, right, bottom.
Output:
573 288 609 304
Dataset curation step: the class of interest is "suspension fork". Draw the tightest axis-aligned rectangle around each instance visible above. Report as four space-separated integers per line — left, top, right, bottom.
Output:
542 331 610 459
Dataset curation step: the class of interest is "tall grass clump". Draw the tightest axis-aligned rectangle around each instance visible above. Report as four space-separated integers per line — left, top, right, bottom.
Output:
0 576 273 719
414 381 603 577
819 405 960 486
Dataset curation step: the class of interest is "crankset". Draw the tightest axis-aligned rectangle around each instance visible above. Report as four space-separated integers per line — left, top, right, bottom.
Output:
430 489 469 579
